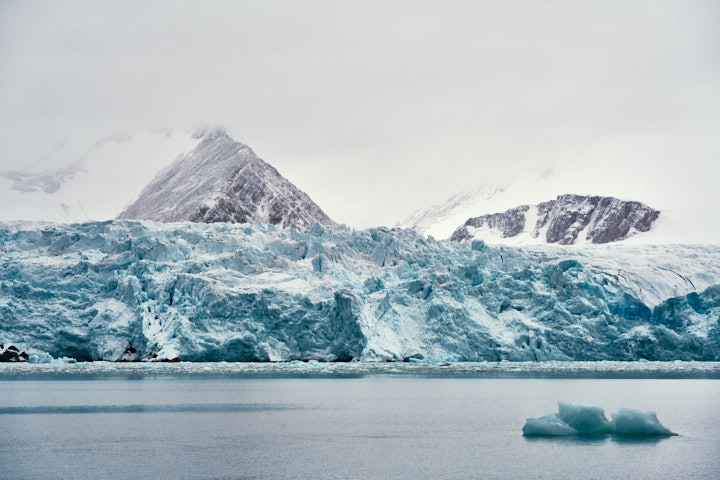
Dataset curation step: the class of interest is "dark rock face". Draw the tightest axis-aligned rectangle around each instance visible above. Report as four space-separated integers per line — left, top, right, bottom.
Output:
537 195 659 245
118 127 334 230
0 344 29 362
450 194 660 244
118 346 139 362
450 206 529 242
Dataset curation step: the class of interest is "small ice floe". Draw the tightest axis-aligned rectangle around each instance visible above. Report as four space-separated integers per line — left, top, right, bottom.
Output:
522 402 676 437
27 353 77 364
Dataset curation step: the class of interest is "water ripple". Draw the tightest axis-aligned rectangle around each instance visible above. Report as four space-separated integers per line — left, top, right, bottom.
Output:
0 403 298 415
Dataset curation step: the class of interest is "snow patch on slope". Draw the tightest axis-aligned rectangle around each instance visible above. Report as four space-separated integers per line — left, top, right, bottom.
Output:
398 183 509 239
0 130 201 222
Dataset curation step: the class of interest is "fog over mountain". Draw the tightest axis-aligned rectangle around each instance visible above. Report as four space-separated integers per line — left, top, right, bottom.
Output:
1 1 718 233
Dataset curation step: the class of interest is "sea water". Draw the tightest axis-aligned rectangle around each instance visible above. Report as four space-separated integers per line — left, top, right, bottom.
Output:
1 366 718 479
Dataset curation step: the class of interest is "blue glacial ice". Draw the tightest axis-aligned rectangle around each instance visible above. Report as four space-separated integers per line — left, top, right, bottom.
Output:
1 220 720 362
521 414 578 436
27 352 77 364
523 403 676 436
611 408 675 436
557 402 613 433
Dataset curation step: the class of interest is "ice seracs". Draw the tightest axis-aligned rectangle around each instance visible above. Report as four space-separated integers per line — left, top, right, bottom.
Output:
1 221 719 362
118 127 335 230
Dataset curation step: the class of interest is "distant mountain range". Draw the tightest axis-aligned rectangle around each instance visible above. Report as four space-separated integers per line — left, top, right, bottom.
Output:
0 125 683 245
0 127 333 230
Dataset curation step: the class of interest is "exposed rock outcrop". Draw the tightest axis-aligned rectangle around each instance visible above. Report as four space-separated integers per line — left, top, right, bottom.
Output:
450 194 660 244
0 344 29 362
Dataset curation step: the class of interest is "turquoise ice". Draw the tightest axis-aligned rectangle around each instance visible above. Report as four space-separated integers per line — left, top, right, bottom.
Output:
523 403 676 436
1 220 719 362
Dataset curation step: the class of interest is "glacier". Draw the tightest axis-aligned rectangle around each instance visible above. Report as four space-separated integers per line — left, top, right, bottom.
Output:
1 220 719 362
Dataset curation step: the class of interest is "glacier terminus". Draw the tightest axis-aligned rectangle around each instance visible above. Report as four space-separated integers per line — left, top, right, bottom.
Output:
1 220 719 362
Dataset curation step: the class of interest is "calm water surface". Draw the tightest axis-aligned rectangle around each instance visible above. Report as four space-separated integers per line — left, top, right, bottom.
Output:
1 376 718 479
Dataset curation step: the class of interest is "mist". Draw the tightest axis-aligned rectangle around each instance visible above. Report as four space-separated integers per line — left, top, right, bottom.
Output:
1 0 718 228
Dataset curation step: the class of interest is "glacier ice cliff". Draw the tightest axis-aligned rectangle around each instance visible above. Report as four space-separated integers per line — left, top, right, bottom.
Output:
1 221 719 362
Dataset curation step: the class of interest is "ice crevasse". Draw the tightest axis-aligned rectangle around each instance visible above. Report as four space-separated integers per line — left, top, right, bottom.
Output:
1 220 719 362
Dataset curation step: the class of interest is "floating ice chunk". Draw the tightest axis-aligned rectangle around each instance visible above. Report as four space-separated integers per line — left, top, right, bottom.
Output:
611 408 676 436
557 402 613 434
28 353 77 364
54 357 78 364
523 403 676 437
522 414 577 436
28 353 53 364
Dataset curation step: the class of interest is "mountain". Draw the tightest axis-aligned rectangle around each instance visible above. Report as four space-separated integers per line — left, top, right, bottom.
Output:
2 221 719 362
118 127 334 229
450 194 660 245
397 161 720 244
0 129 201 222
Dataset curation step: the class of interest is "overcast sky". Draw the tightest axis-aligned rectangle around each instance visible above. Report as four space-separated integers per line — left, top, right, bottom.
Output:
1 0 719 228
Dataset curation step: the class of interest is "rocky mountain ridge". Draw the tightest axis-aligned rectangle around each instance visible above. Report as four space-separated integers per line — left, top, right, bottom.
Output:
450 194 660 245
118 127 334 229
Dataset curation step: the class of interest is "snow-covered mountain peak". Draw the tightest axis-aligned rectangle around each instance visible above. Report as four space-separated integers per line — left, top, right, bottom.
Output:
0 126 332 230
118 129 334 229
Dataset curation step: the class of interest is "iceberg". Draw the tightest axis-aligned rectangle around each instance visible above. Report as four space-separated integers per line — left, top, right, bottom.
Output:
523 403 676 436
522 414 577 436
557 402 613 433
27 353 77 364
611 408 675 436
1 220 720 362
